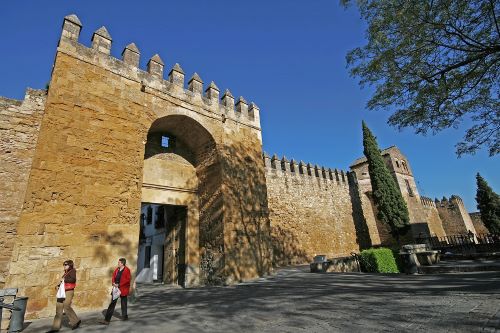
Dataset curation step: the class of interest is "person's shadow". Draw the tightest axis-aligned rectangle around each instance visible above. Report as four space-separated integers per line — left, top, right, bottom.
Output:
100 309 123 320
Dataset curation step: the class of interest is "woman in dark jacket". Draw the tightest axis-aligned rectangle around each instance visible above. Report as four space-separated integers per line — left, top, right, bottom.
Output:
47 260 81 332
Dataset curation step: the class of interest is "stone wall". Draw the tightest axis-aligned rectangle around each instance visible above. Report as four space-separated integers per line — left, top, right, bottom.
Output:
416 197 447 237
0 13 480 321
436 196 477 236
265 155 359 265
470 212 489 234
0 89 46 287
4 14 270 319
221 131 273 282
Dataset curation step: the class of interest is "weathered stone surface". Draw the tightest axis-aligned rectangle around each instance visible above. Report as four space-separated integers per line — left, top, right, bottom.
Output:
436 196 477 235
265 160 359 264
470 212 489 234
0 89 46 286
3 16 269 319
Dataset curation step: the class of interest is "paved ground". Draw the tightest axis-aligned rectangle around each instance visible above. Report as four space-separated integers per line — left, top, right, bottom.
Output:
420 259 500 273
20 266 500 333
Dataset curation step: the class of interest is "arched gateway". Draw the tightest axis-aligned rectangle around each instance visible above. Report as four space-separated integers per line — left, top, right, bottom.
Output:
138 115 221 287
4 15 272 319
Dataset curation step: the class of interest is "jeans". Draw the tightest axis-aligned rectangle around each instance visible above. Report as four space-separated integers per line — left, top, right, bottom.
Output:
104 295 128 321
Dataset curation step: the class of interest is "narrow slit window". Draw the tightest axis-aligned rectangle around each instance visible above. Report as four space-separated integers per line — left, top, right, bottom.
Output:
147 206 153 225
145 246 151 268
405 179 414 196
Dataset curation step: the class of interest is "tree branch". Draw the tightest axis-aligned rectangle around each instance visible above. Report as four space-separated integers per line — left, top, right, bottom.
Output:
489 0 500 38
422 47 500 81
449 21 489 49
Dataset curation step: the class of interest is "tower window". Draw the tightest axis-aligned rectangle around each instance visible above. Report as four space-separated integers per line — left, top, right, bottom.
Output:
147 206 153 225
401 160 408 173
405 179 414 196
161 135 170 148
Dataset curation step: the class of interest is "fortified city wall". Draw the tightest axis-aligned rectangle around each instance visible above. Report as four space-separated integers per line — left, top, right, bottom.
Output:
0 90 46 287
416 196 447 237
264 154 360 264
0 13 483 321
436 196 477 236
4 14 271 319
469 212 489 234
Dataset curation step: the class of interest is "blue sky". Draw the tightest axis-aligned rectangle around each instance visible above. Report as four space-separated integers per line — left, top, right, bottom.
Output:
0 1 498 211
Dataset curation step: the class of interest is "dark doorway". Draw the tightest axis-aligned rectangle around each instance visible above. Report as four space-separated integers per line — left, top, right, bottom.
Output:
163 205 187 286
137 203 187 286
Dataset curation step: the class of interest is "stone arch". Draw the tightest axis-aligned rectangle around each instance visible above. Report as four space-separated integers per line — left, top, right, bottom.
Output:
140 114 223 286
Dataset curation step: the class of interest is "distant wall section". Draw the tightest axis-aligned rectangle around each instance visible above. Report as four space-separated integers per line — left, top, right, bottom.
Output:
436 196 477 235
415 197 447 237
470 212 489 234
264 154 360 265
0 89 46 286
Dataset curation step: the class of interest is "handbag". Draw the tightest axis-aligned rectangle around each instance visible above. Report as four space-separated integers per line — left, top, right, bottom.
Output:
56 281 66 299
112 286 121 300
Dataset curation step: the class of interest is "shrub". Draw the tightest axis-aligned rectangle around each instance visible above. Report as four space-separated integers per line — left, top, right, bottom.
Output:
391 248 404 273
360 248 399 273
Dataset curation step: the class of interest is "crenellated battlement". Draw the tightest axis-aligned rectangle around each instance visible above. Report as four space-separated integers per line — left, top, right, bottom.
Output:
420 196 436 208
57 14 261 130
434 195 476 235
450 195 465 206
263 152 349 184
435 195 466 208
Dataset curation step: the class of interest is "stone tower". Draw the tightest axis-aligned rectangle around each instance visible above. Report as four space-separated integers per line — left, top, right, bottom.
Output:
350 146 446 245
2 14 272 318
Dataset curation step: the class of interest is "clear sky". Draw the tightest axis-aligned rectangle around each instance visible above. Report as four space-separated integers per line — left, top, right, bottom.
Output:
0 1 498 211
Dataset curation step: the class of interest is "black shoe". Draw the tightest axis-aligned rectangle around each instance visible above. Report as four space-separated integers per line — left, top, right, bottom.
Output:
122 315 129 321
72 319 82 330
99 320 110 325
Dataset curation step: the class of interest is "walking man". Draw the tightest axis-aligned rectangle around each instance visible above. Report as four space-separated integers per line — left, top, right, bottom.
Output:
100 258 131 325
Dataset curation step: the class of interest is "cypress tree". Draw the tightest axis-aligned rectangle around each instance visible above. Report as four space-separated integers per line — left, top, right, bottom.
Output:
475 173 500 233
362 121 410 237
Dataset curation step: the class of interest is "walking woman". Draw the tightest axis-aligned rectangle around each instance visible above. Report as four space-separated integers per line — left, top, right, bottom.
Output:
47 260 81 332
100 258 131 325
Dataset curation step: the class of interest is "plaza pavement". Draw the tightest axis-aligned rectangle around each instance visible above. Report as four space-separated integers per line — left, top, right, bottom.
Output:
20 266 500 332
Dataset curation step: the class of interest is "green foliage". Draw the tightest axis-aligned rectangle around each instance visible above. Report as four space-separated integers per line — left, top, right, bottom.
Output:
476 173 500 233
391 248 404 273
342 0 500 157
362 121 410 236
360 248 399 273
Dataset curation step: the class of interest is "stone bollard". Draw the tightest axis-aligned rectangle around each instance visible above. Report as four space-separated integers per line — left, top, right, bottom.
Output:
8 297 27 333
400 245 422 274
0 302 20 332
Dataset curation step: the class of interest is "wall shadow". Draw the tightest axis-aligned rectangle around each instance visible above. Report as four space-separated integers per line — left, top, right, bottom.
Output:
91 231 135 273
271 225 308 266
221 138 273 282
348 173 372 250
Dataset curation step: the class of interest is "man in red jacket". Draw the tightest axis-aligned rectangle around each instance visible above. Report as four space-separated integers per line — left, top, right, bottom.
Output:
100 258 131 325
